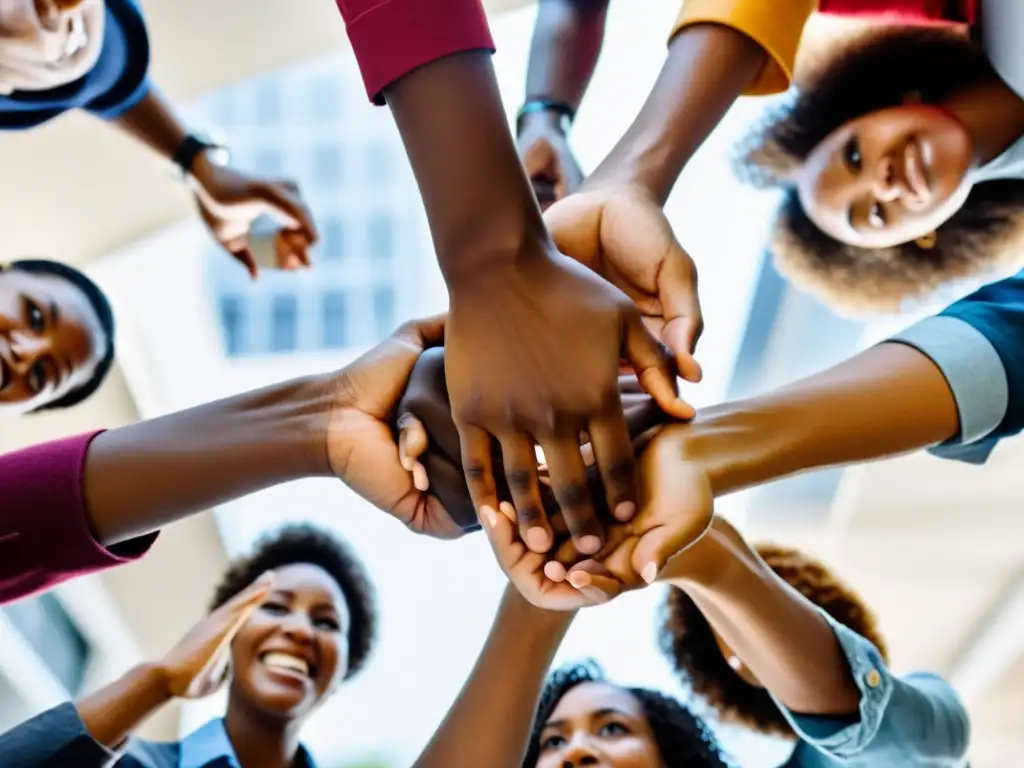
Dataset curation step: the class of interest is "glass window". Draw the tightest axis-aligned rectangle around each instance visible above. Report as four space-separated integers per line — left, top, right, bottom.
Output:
367 215 394 261
322 291 347 349
310 74 342 121
271 295 299 352
220 296 245 356
365 144 393 186
320 217 345 262
252 149 284 178
312 145 344 187
255 79 283 124
373 286 395 341
3 594 90 694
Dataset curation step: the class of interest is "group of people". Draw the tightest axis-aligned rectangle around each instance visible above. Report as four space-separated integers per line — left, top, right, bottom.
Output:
1 0 1021 765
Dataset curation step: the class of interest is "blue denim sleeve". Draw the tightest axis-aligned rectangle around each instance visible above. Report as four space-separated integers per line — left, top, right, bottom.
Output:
887 271 1024 463
773 614 970 767
84 0 152 119
0 701 118 767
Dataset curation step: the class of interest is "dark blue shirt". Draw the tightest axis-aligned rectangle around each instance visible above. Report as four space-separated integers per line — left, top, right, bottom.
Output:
0 0 151 129
889 270 1024 464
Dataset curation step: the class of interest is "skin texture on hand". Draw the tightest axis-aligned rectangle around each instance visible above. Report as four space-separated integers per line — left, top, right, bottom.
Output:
383 50 688 559
518 112 584 208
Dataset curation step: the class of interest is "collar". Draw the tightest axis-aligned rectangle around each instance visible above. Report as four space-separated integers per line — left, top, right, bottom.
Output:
179 718 317 768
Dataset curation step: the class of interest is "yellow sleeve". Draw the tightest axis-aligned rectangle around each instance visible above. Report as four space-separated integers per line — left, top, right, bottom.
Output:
670 0 818 95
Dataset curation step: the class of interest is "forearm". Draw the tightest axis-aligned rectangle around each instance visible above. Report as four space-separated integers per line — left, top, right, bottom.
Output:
587 23 765 205
524 0 608 111
413 586 574 768
385 52 549 284
76 663 171 749
662 529 860 715
109 88 188 163
680 343 959 496
84 376 333 547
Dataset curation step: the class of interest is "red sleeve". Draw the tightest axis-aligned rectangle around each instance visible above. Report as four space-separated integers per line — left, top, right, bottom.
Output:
336 0 496 104
818 0 975 23
0 431 158 605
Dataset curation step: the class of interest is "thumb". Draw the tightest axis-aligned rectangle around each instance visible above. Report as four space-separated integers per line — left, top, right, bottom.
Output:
621 311 695 420
631 465 714 584
656 246 704 383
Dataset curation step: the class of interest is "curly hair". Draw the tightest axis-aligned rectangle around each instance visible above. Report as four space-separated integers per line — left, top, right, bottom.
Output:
522 660 727 768
210 525 377 679
735 25 1024 315
2 260 116 411
659 543 888 737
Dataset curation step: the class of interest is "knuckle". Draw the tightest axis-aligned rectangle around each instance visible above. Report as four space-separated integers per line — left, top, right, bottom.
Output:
465 463 489 484
604 457 637 490
516 505 545 527
507 467 535 494
557 481 591 511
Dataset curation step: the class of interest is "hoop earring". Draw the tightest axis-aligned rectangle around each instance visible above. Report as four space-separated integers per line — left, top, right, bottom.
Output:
915 231 937 250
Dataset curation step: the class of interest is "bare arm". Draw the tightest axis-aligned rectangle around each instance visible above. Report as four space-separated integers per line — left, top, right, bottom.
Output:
660 519 860 715
412 586 574 768
524 0 609 112
76 663 171 749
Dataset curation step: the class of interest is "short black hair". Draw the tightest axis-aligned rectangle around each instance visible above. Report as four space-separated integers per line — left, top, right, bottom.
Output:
210 525 377 679
5 259 116 410
522 660 727 768
735 25 1024 314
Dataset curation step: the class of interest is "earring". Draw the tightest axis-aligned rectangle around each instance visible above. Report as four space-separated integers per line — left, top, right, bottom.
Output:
915 231 937 250
727 655 743 671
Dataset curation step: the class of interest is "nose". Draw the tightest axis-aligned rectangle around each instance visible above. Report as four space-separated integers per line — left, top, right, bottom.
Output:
278 611 316 643
872 154 906 203
8 331 47 374
559 736 601 767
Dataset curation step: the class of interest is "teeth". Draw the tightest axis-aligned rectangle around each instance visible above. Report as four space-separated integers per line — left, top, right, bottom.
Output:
261 652 310 677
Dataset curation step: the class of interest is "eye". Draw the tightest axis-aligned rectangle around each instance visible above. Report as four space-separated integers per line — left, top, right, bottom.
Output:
27 361 46 394
24 299 45 333
260 601 289 615
868 202 887 228
598 722 630 737
539 734 566 752
314 616 340 631
842 136 862 172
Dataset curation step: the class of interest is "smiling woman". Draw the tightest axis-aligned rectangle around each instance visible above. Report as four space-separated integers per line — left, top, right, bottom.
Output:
0 524 378 768
0 259 114 417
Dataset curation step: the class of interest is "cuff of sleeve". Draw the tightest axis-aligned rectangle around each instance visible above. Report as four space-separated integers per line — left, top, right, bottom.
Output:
9 432 158 596
3 702 118 765
340 0 495 105
887 315 1008 445
775 613 893 757
669 0 816 95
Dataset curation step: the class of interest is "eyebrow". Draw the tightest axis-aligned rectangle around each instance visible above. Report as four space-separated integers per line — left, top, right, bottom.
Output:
543 707 632 732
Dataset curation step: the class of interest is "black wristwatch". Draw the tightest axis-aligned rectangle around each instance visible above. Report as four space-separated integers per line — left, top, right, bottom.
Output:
172 132 230 178
516 99 575 137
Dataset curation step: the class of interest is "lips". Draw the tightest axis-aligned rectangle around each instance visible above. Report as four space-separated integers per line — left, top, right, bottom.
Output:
259 650 317 683
901 137 933 208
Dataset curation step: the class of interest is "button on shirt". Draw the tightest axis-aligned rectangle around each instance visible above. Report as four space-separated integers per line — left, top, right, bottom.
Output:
0 703 318 767
771 611 971 767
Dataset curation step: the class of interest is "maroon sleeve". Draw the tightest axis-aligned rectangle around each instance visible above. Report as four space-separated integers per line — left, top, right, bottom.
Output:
336 0 496 104
0 431 158 605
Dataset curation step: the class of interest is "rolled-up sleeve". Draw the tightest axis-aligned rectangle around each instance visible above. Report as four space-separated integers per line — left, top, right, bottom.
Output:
886 272 1024 464
669 0 817 95
0 432 158 606
775 615 970 766
335 0 495 104
0 702 118 768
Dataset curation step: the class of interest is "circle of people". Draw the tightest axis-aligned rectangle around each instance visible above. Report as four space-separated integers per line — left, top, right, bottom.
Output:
0 1 1012 766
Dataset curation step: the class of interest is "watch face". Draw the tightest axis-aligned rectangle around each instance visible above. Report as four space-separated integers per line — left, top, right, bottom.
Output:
206 145 231 167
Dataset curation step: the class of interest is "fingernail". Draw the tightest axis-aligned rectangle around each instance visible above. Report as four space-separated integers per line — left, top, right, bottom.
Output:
614 501 636 521
568 571 591 590
543 561 567 582
412 463 429 491
641 561 659 584
581 587 608 603
525 527 551 552
578 535 602 555
481 505 498 528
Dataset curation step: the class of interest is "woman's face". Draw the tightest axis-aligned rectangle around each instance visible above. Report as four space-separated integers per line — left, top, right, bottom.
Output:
228 564 350 722
795 102 974 248
536 682 665 768
0 269 104 417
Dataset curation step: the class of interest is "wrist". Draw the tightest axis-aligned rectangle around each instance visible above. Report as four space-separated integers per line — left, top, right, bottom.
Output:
517 102 572 138
443 231 554 295
134 662 175 706
503 585 576 636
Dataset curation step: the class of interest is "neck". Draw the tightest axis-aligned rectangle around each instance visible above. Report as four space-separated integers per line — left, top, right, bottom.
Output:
943 77 1024 166
223 697 305 768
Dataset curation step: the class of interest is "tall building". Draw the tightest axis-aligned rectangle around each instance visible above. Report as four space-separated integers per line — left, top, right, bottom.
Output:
187 53 422 358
